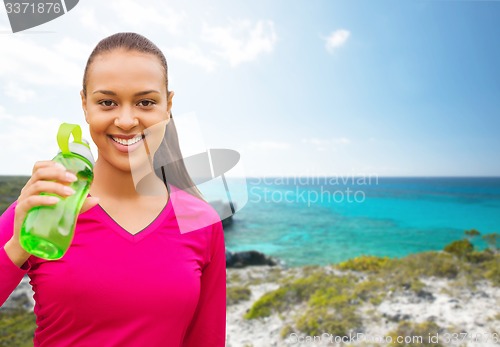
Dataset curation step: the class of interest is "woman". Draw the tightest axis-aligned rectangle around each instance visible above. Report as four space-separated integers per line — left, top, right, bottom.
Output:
0 32 226 347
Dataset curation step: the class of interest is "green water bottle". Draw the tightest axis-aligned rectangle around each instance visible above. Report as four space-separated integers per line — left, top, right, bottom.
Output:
20 123 95 260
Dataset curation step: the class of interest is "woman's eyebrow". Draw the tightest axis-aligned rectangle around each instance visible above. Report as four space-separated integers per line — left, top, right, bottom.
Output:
92 90 161 96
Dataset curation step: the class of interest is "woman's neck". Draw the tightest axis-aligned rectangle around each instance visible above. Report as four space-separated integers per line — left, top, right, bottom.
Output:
90 159 167 200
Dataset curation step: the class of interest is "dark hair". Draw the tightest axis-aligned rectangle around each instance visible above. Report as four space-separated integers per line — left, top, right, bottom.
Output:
82 32 169 96
82 32 205 202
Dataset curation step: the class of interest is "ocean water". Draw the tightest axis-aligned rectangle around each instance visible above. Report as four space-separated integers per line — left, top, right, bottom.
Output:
200 177 500 267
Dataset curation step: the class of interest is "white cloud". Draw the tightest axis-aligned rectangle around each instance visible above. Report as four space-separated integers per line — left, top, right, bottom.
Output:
202 19 277 67
77 1 185 37
301 137 351 151
167 44 217 72
3 82 37 102
246 141 290 151
77 1 277 71
324 29 350 53
0 35 83 88
108 0 186 35
334 137 351 145
78 7 116 36
54 37 94 62
0 106 62 174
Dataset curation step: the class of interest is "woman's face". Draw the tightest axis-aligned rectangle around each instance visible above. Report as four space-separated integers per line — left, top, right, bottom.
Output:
80 48 173 173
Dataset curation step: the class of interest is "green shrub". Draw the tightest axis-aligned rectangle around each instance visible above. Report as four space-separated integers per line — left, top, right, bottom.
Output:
280 324 294 339
464 229 480 239
337 255 391 272
244 270 357 319
465 250 494 263
308 275 356 307
227 285 251 305
482 233 499 253
482 257 500 286
0 309 36 347
387 321 443 347
384 252 460 281
244 270 327 319
244 286 290 319
295 306 361 337
0 176 30 214
352 279 386 305
443 239 473 258
309 288 350 308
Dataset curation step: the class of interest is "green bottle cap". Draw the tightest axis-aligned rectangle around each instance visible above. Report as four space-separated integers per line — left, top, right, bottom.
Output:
57 123 95 167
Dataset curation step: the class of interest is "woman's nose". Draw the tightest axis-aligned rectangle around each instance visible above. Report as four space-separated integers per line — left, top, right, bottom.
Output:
114 106 139 129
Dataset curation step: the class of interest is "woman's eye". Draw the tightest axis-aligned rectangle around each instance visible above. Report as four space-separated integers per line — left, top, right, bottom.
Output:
138 100 156 107
99 100 116 107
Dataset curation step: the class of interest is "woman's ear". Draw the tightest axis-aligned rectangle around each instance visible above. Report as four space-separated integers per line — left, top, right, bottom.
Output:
80 90 89 123
167 90 174 119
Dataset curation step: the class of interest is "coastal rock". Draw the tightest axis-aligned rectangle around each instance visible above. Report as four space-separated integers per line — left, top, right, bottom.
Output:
1 275 34 312
472 290 489 298
416 289 435 302
221 216 233 227
225 249 279 268
383 312 412 322
208 199 235 227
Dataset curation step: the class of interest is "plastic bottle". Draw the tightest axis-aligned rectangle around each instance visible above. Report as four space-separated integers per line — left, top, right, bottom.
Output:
20 123 95 260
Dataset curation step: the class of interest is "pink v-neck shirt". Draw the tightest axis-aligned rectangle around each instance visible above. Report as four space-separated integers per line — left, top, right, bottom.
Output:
0 185 227 346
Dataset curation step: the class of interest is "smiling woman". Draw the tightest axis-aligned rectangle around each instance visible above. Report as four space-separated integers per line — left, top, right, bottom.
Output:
82 49 172 178
0 32 227 347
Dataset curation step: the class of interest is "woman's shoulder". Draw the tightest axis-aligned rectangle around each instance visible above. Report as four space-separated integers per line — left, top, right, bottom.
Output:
169 184 221 235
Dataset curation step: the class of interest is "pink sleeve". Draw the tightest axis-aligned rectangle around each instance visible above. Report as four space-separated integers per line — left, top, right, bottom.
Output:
0 202 30 307
183 220 227 347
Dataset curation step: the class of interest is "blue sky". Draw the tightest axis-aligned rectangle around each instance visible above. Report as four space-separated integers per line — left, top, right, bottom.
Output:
0 0 498 177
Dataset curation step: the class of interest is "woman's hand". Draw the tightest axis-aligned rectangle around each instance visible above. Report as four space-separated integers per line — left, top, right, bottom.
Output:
5 161 99 267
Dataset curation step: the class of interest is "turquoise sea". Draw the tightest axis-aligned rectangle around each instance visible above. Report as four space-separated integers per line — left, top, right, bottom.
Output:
204 177 500 267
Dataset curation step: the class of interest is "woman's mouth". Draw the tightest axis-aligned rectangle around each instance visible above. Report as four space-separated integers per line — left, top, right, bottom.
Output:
110 134 144 146
108 134 146 153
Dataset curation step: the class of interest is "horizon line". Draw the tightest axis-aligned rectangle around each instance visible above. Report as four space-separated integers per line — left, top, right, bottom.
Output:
1 174 500 179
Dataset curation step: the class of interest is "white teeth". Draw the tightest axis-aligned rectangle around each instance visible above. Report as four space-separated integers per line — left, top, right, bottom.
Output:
111 135 143 146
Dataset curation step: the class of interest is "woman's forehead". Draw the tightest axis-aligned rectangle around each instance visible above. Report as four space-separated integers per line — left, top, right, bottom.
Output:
87 50 166 94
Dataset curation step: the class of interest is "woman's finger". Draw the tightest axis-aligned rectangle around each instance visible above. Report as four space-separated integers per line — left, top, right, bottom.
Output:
31 160 63 175
20 180 75 200
15 195 61 220
29 165 78 185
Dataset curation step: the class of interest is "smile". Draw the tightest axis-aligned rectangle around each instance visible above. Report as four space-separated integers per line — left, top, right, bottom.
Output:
109 134 145 146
